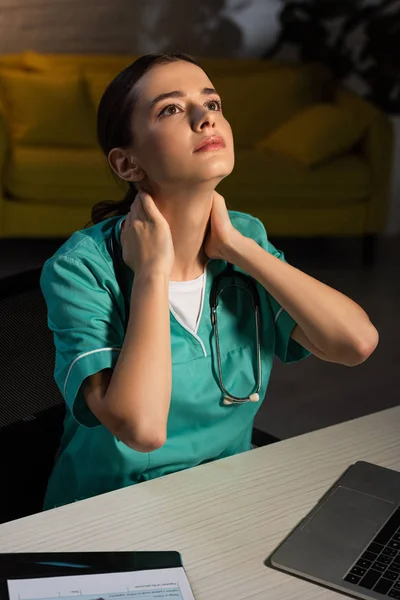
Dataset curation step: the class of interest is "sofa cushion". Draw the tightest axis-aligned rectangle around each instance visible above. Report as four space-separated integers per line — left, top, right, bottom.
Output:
257 103 368 166
218 150 370 208
5 146 127 205
21 50 79 74
212 65 330 148
0 54 26 71
0 70 97 147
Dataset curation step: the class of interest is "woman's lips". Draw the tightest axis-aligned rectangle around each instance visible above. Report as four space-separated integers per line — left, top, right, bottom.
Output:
193 135 226 152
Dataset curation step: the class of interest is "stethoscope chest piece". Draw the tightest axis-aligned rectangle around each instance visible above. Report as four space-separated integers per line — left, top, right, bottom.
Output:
223 392 260 406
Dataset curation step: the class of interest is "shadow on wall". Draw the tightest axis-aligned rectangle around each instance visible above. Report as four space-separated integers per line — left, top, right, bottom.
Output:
149 0 249 57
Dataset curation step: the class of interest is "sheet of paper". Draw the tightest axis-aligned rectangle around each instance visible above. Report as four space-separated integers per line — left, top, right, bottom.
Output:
7 566 195 600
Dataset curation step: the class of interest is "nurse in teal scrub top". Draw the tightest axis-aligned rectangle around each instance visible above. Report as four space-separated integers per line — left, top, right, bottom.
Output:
40 52 379 510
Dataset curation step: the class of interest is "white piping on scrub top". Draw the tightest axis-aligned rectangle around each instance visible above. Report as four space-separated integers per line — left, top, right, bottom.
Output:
64 347 122 397
169 305 208 358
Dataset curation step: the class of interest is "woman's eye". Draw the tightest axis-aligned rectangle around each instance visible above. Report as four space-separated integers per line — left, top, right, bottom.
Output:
207 99 222 111
159 104 181 117
160 104 181 117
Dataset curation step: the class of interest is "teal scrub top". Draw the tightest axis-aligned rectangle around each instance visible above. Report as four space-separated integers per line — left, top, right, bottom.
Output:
40 210 310 510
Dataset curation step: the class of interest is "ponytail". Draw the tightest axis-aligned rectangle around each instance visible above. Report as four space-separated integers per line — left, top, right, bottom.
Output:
86 182 137 227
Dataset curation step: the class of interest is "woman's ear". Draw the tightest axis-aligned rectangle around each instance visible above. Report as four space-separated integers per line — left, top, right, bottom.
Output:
108 148 145 183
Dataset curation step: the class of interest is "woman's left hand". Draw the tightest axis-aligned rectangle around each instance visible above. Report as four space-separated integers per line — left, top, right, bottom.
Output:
204 191 242 260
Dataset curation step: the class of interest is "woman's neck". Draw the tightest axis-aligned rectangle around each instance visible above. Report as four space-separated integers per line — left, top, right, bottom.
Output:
152 187 214 282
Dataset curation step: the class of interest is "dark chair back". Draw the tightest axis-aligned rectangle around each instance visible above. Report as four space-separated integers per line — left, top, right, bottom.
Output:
0 268 65 523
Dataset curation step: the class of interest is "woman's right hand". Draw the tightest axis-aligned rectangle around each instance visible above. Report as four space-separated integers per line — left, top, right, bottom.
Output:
121 189 174 277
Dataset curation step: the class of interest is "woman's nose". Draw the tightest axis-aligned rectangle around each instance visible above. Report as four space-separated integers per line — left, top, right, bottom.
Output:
193 108 216 131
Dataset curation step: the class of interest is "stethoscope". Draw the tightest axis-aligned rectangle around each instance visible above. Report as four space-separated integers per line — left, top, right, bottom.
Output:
108 220 262 406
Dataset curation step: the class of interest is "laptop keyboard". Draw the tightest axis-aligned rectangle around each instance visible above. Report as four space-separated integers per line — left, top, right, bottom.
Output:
344 507 400 597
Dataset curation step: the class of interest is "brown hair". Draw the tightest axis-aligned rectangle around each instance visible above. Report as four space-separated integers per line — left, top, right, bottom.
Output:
88 52 202 226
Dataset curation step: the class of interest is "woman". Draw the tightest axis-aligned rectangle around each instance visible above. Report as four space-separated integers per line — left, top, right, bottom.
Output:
41 52 379 510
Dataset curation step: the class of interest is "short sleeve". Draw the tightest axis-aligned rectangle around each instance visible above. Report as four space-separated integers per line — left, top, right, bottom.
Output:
40 254 123 427
253 218 311 364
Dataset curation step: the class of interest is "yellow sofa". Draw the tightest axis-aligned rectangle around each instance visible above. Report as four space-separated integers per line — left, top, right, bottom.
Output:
0 51 393 245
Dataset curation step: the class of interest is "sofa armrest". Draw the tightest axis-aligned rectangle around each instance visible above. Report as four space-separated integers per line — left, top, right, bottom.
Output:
335 87 393 233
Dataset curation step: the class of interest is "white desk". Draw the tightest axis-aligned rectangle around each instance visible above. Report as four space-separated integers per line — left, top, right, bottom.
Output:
1 407 399 600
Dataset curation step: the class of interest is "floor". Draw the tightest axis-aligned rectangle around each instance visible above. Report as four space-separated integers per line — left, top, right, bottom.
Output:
1 233 399 440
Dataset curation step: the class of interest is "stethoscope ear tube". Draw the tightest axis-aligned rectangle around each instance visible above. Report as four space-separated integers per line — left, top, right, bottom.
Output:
210 262 233 309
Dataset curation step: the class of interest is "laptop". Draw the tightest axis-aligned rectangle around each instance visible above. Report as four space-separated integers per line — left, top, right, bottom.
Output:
268 461 400 599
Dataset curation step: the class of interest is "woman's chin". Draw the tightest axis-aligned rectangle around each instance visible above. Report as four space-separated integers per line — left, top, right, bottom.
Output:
196 159 234 181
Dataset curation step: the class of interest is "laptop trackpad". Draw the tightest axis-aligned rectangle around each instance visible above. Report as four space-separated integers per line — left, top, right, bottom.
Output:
302 485 396 553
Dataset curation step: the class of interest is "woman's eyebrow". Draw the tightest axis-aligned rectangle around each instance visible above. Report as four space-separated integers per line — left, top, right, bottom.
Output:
149 87 218 109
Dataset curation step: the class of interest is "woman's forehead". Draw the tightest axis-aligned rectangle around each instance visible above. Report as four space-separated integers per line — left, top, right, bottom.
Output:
136 61 213 101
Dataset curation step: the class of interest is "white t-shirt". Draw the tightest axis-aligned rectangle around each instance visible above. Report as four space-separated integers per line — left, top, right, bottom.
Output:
119 218 205 334
169 272 205 334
